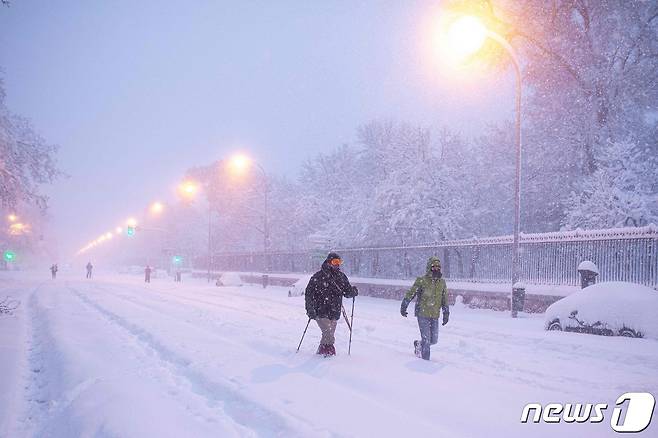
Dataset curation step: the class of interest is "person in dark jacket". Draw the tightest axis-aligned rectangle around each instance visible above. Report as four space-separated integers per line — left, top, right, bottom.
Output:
305 252 358 357
145 265 152 283
86 261 93 279
400 256 449 360
50 264 58 279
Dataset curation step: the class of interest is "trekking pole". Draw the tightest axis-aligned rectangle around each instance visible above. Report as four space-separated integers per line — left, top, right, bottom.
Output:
296 318 312 353
348 296 355 355
341 304 352 332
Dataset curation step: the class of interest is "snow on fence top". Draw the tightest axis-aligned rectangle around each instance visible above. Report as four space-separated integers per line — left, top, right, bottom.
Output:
209 225 657 288
334 224 658 251
213 224 658 256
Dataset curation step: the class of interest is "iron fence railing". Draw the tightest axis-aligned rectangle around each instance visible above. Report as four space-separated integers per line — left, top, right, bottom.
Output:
205 225 658 287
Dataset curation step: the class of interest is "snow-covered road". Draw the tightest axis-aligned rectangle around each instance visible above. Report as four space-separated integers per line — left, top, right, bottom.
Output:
1 272 656 437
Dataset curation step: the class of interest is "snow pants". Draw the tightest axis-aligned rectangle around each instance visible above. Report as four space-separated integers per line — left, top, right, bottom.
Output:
316 318 338 345
86 270 92 279
417 316 439 360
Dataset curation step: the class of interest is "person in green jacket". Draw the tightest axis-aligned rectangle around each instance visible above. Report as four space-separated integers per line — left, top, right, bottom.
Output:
400 256 449 360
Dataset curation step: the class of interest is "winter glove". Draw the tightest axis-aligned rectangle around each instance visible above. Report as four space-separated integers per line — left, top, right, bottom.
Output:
400 297 411 317
350 286 359 297
442 309 450 326
307 309 317 320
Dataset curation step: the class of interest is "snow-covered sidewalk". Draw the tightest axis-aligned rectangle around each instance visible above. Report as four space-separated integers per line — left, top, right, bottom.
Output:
1 272 656 437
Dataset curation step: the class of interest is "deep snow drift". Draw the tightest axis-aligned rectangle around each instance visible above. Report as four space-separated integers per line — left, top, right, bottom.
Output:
0 271 656 437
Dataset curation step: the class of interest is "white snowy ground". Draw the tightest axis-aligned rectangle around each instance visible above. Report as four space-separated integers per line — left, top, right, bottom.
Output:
0 271 656 438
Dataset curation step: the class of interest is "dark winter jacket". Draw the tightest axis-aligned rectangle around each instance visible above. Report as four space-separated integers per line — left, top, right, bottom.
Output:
305 261 357 320
401 256 449 319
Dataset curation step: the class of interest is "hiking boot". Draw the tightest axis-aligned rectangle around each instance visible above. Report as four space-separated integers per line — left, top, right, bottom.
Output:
317 344 327 355
414 340 421 358
325 344 336 357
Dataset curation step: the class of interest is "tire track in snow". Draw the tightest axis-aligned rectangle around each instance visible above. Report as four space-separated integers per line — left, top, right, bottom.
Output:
71 282 440 437
87 282 299 359
20 282 67 437
67 285 326 438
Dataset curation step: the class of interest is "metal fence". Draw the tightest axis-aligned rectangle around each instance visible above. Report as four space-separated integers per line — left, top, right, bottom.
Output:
208 225 658 287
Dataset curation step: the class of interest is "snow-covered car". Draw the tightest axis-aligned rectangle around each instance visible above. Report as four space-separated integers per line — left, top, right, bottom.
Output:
545 281 658 339
288 275 311 297
216 272 243 287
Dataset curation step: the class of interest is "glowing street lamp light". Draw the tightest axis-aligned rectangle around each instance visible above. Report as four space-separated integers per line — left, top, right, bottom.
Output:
178 181 199 199
228 153 251 174
445 15 488 61
150 202 164 215
115 227 123 234
8 223 29 236
126 217 138 227
7 214 17 223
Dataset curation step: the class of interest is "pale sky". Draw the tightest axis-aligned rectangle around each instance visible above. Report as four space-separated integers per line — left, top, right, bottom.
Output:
0 0 512 258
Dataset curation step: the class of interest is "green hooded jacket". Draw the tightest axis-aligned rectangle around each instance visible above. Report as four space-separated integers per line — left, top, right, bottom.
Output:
401 256 449 319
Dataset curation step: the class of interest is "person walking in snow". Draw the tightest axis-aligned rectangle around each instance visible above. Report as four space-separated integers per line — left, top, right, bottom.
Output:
305 252 358 357
50 264 58 279
145 265 152 283
400 256 449 360
86 261 93 279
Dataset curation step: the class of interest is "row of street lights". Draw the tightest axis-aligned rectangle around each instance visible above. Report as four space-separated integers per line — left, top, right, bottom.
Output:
77 153 271 282
76 9 523 307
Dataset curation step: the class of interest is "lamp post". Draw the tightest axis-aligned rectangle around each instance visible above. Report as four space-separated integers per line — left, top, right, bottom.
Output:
445 15 523 309
178 180 214 282
228 154 271 273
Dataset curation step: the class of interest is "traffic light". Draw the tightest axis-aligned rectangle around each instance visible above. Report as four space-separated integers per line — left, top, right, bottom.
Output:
172 255 182 264
3 250 16 262
126 226 135 236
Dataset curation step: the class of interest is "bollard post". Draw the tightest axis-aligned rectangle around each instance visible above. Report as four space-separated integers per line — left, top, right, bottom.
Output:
511 282 526 318
577 261 599 289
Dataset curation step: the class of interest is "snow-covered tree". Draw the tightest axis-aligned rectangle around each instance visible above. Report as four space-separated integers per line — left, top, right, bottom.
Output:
562 140 658 229
0 77 59 211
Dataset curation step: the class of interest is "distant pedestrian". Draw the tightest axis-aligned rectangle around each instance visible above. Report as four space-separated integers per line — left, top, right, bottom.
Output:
305 252 358 357
86 261 93 279
400 256 449 360
50 264 58 279
145 265 152 283
175 270 182 282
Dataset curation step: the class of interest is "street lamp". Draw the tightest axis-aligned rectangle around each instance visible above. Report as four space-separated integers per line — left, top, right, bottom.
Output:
444 14 523 314
228 153 272 273
178 181 199 199
150 201 164 215
178 179 215 282
8 223 29 236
